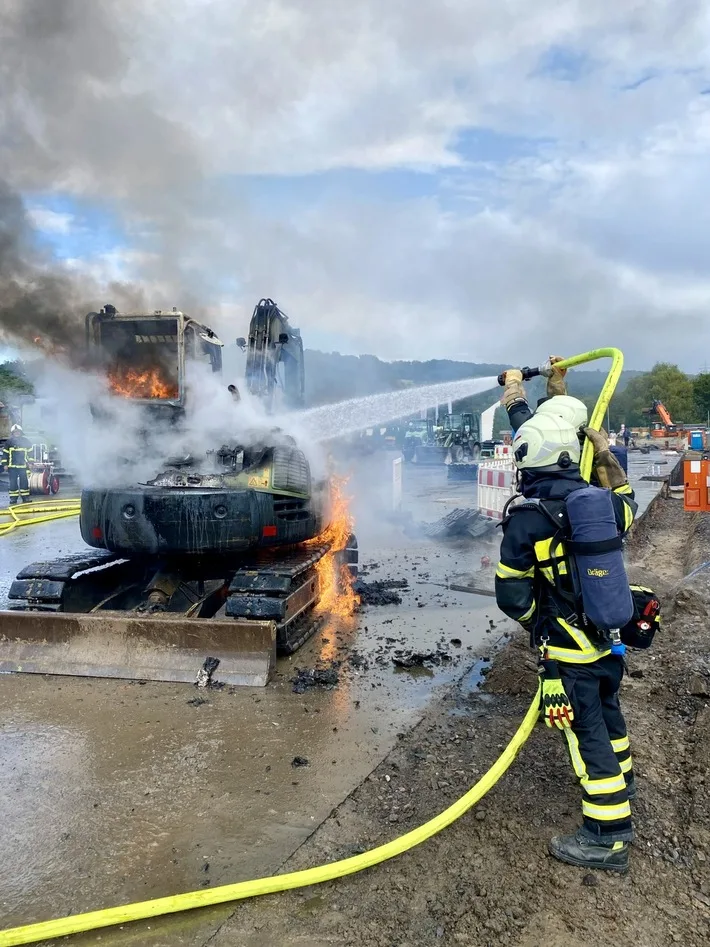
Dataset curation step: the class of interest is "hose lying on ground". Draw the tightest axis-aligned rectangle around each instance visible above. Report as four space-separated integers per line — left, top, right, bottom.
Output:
0 687 541 946
0 499 81 536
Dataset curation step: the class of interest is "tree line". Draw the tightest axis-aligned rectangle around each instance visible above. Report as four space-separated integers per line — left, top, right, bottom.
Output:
571 363 710 431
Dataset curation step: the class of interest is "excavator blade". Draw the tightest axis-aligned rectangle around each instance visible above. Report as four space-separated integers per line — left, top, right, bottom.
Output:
0 611 276 687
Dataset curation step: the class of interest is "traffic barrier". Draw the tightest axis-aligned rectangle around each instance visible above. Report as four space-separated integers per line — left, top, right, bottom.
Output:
392 457 403 512
477 460 516 520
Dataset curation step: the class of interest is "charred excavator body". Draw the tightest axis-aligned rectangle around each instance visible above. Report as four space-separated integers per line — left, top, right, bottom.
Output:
2 300 357 686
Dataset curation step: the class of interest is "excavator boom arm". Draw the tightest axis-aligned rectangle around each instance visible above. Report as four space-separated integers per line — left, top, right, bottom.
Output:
244 299 305 410
653 400 674 426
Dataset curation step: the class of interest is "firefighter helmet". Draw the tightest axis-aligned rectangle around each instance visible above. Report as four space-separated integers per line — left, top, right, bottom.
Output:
512 414 581 471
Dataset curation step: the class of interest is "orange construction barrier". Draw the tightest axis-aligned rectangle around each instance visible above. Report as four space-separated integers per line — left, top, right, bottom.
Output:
684 457 710 512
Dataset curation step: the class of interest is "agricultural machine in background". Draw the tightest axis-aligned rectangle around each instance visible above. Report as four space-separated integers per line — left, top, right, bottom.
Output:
402 412 482 467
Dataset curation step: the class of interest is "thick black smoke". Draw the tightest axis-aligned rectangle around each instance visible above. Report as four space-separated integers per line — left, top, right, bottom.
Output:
0 181 146 358
0 0 208 357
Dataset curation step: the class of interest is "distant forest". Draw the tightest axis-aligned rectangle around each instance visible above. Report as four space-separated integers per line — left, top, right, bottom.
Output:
6 350 682 436
304 350 644 431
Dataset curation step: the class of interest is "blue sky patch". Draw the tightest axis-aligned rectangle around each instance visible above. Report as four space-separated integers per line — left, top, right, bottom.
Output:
535 45 595 82
26 192 128 261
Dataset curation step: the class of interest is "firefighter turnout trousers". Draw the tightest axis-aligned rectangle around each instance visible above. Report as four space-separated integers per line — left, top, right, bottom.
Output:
8 466 29 504
558 655 634 842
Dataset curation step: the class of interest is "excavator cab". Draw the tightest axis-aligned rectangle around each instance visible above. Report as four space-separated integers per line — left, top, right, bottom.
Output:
86 305 223 408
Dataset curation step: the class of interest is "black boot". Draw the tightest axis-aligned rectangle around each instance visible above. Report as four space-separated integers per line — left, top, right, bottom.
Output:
549 830 629 873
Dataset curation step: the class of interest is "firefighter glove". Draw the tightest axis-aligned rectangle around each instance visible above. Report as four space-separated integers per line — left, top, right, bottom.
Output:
538 658 574 729
546 355 568 397
502 368 526 409
583 427 628 490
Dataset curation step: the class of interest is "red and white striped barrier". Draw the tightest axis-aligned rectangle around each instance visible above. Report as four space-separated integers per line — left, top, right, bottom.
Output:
477 460 517 520
494 444 514 458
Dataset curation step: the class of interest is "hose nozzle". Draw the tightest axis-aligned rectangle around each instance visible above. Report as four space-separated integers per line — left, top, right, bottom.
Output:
497 365 545 387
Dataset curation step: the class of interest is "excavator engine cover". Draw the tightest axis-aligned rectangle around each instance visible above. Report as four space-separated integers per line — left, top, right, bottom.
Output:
80 485 322 557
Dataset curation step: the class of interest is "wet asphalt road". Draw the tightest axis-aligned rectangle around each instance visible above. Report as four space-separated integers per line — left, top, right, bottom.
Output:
0 452 664 944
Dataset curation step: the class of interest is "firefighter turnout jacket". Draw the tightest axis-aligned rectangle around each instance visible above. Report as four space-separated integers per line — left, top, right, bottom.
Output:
1 434 32 470
495 471 637 664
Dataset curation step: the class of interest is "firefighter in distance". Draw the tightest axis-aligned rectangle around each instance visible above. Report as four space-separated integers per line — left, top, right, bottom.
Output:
1 424 32 505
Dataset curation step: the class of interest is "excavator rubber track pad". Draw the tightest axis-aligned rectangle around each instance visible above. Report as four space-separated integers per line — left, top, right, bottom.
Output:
228 573 294 594
0 611 276 686
227 546 328 592
226 544 329 653
15 552 120 581
8 579 65 603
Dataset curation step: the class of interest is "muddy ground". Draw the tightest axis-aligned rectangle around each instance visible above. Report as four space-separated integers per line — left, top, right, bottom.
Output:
0 455 690 946
195 493 710 947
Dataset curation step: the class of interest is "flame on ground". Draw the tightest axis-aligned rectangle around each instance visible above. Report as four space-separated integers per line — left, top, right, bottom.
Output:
108 366 178 400
307 476 359 619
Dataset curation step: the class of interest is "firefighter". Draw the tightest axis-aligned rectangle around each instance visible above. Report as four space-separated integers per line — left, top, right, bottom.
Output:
1 424 32 505
495 413 637 872
228 384 241 403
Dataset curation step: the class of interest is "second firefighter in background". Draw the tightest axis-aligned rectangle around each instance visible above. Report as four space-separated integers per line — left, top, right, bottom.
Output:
1 424 32 505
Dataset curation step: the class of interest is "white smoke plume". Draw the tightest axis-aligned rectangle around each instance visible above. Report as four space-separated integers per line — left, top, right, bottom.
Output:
28 355 329 489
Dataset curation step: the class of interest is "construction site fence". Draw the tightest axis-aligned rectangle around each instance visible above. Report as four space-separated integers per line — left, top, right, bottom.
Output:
476 459 516 521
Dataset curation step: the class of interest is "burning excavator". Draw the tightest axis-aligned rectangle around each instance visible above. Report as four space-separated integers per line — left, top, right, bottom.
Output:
0 299 358 686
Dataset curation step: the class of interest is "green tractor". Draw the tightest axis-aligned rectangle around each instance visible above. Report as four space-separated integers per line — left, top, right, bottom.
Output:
402 418 441 463
437 412 482 463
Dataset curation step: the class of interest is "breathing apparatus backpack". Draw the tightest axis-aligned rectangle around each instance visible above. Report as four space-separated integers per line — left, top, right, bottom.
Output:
510 485 660 651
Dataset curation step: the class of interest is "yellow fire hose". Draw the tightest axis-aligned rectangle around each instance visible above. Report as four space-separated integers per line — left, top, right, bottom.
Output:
0 499 81 536
0 348 622 947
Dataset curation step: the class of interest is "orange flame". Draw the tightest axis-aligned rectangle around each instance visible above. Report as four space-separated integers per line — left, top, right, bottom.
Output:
306 476 360 619
107 367 178 400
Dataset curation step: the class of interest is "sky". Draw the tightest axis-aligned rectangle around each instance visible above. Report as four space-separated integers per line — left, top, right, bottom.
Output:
2 0 710 370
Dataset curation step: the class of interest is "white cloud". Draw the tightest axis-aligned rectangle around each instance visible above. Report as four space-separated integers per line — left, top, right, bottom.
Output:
3 0 710 369
26 207 74 235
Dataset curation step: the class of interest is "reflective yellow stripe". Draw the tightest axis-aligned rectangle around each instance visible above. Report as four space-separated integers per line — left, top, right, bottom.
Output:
623 501 634 530
619 757 633 774
582 774 626 796
546 618 610 664
495 562 534 580
614 483 633 495
611 736 630 753
563 729 587 780
583 799 631 821
545 646 612 664
518 602 536 623
564 733 626 795
558 617 598 655
534 537 568 583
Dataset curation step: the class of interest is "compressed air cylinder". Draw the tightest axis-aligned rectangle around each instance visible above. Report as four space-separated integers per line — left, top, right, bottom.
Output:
566 486 634 632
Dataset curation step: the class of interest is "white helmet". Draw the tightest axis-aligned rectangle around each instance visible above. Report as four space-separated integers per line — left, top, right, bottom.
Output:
512 414 581 471
10 424 22 434
535 395 588 430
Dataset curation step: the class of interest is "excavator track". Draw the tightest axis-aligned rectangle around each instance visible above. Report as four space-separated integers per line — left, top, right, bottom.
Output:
0 537 358 685
226 544 328 654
